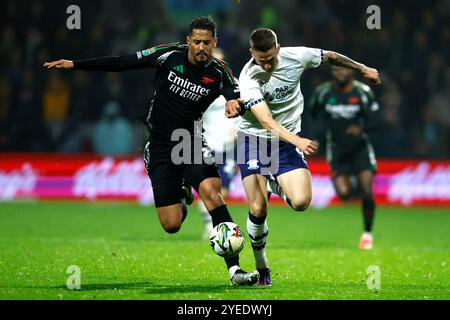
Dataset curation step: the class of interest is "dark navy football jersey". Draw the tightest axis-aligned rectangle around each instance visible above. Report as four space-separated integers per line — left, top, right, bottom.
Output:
73 42 240 143
310 80 380 152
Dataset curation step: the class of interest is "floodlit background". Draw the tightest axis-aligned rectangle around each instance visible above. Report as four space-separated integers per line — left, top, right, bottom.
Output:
0 0 449 301
0 0 448 158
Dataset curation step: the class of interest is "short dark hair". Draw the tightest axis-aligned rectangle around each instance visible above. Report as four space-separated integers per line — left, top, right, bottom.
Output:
189 16 216 37
250 28 278 52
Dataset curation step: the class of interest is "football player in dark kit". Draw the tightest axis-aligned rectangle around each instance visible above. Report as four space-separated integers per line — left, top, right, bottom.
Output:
309 66 380 250
44 17 259 285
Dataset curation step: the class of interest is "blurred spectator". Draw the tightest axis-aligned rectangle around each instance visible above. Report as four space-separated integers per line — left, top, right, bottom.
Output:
423 69 450 158
375 76 410 157
0 76 12 150
260 1 278 30
0 76 12 123
57 116 85 154
92 101 133 155
0 0 448 158
42 72 71 142
9 68 51 151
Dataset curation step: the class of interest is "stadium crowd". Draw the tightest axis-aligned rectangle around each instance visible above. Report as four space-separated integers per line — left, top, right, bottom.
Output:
0 0 448 158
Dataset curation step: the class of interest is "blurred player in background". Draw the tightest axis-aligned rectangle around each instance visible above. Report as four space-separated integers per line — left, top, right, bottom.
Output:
310 66 380 250
43 17 259 286
199 48 239 240
226 28 381 285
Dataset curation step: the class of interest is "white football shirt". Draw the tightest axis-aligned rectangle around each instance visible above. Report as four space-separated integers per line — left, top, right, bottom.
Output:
238 47 323 138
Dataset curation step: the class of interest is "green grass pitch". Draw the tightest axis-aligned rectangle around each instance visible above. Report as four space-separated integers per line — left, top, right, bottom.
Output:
0 201 448 300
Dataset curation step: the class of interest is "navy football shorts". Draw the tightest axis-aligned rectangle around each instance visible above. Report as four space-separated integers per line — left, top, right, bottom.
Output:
237 131 309 180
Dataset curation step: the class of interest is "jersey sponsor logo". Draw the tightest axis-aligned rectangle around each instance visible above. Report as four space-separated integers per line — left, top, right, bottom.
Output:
167 71 211 102
200 76 215 85
325 104 361 119
263 84 294 101
273 86 294 100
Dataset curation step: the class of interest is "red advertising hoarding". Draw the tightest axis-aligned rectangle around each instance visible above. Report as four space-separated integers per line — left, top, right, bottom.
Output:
0 154 449 207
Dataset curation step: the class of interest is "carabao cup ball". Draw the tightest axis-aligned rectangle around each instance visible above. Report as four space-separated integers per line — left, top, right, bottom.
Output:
209 222 245 258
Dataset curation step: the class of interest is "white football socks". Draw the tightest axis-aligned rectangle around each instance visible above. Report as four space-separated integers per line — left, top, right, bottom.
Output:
247 214 269 269
198 200 213 230
228 265 240 278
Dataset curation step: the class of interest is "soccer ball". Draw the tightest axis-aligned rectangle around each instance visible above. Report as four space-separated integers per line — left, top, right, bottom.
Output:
209 222 245 258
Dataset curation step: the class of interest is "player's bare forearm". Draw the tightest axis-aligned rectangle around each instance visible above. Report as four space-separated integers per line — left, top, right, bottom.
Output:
323 50 381 85
258 115 296 144
323 51 363 71
250 103 318 155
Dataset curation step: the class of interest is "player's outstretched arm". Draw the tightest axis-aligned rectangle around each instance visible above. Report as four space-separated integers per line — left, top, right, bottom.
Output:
43 53 152 72
247 102 318 156
322 50 381 85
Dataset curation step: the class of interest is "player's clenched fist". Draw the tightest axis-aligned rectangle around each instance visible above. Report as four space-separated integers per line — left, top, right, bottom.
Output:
295 137 318 156
43 59 74 69
361 66 381 85
225 99 243 118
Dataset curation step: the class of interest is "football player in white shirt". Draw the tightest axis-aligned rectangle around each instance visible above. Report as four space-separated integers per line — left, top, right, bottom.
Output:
199 49 239 240
226 28 381 286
